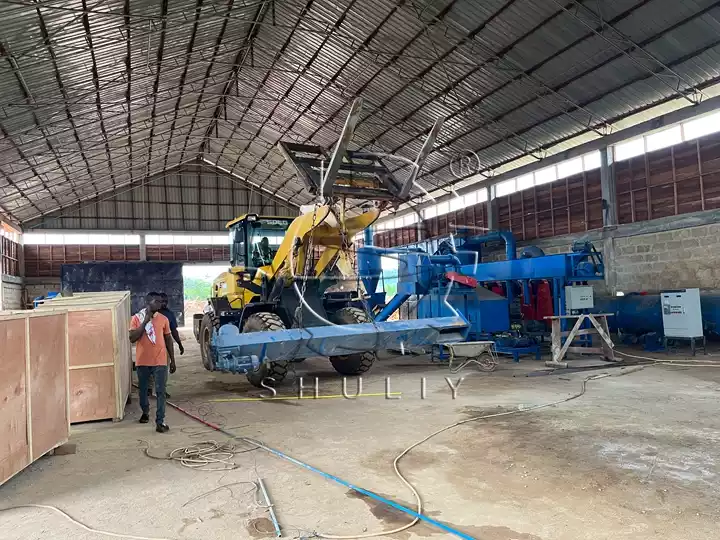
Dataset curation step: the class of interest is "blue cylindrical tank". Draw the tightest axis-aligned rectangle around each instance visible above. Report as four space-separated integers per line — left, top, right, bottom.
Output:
357 247 381 295
594 292 720 337
617 294 663 334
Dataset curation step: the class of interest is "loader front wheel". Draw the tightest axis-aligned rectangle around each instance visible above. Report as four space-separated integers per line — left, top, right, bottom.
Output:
243 312 292 387
329 307 377 376
199 313 219 371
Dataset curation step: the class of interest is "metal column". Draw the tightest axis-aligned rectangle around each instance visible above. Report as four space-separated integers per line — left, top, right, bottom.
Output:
600 147 617 227
139 233 147 261
486 186 498 230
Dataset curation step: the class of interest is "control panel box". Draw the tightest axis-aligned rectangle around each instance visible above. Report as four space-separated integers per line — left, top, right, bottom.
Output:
661 288 703 338
565 286 594 311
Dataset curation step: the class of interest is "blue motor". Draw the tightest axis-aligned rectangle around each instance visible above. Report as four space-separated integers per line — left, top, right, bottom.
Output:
570 241 604 277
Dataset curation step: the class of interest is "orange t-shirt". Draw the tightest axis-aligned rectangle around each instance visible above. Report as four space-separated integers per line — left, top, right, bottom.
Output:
131 313 171 366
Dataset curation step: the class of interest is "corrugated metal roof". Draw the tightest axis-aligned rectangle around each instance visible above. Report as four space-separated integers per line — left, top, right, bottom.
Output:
1 0 720 224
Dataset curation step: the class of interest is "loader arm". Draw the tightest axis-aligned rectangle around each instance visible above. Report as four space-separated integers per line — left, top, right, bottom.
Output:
255 205 381 283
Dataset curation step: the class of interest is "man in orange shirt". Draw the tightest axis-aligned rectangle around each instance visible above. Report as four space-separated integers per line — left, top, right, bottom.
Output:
130 292 176 433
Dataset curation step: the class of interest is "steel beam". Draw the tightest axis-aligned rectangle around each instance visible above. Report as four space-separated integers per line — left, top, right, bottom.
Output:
212 317 468 368
197 0 270 158
551 0 703 105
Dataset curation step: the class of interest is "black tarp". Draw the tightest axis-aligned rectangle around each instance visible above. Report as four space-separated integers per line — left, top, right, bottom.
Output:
60 262 185 326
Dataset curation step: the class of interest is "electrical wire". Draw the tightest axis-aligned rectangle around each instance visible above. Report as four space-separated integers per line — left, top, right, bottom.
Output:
614 349 720 367
0 504 173 540
311 370 636 539
182 481 259 507
139 439 259 471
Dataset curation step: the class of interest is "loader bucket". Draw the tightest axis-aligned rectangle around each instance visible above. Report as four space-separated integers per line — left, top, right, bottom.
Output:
210 317 468 374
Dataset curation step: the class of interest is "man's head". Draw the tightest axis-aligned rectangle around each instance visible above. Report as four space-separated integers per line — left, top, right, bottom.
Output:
146 292 161 313
259 236 270 252
159 292 169 309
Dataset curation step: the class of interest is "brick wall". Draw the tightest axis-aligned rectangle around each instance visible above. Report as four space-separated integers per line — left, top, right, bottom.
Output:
1 278 23 309
24 278 61 301
613 222 720 292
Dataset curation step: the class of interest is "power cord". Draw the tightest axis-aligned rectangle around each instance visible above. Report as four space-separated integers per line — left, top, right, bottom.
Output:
0 504 173 540
614 349 720 367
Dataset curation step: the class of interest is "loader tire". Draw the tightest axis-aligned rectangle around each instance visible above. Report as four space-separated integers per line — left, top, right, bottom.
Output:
199 313 219 371
329 307 377 376
243 312 292 387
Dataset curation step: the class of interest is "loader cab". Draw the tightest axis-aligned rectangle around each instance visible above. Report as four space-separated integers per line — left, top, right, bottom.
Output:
227 214 294 269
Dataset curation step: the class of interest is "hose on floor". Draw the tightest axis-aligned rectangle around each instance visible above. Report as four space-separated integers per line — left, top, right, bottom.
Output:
166 369 642 539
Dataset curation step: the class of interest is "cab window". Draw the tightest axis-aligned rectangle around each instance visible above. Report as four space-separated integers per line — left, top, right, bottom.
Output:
229 227 246 267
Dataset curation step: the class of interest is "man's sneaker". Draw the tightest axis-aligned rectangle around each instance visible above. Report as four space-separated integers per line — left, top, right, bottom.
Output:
139 413 149 424
156 424 170 433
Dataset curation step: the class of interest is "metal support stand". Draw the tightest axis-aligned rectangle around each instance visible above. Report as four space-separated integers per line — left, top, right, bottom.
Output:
662 335 707 356
546 313 615 367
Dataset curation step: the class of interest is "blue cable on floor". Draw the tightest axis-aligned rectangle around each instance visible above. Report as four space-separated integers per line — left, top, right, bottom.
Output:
167 399 477 540
242 436 478 540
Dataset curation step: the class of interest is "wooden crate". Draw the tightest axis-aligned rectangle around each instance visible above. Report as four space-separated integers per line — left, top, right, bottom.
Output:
32 292 132 423
0 311 70 486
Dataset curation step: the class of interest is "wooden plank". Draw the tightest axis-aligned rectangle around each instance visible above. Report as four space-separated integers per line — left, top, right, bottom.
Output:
67 310 115 367
551 318 562 363
560 328 598 337
28 314 68 459
69 363 115 370
69 366 116 423
34 301 124 312
114 298 132 419
587 314 614 348
600 316 616 361
566 346 604 354
545 313 615 319
556 316 585 362
0 318 29 485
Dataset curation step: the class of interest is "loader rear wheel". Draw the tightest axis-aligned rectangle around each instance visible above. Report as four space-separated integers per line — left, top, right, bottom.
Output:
243 312 291 388
199 313 219 371
329 307 377 376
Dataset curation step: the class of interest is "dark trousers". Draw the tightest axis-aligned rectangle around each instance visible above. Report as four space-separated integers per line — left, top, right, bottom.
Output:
137 365 168 425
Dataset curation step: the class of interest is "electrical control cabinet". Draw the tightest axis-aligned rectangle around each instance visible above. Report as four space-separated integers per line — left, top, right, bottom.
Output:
565 286 594 311
661 288 703 338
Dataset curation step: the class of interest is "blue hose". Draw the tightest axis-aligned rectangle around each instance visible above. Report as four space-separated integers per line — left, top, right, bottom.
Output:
243 437 478 540
167 400 477 539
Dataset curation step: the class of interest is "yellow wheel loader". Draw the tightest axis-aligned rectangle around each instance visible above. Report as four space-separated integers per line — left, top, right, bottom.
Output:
193 98 465 387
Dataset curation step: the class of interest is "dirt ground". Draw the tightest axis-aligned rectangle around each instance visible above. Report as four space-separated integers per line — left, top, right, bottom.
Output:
2 328 720 539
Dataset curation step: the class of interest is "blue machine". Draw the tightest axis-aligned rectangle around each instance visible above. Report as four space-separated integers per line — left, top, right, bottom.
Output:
357 230 605 360
211 234 471 374
33 291 59 308
212 229 607 373
417 286 509 336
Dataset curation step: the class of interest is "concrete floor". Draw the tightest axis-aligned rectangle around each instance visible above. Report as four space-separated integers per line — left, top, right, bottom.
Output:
2 328 720 540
